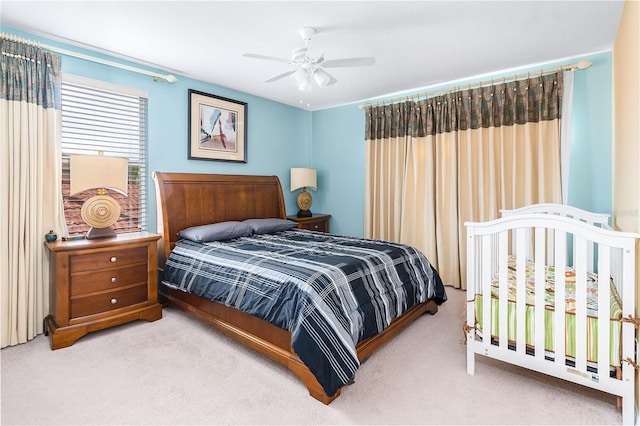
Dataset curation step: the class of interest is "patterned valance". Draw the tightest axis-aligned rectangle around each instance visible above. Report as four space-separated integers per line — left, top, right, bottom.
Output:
365 71 563 140
1 38 61 109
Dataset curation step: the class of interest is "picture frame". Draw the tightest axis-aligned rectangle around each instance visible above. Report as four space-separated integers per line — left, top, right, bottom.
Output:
188 89 247 162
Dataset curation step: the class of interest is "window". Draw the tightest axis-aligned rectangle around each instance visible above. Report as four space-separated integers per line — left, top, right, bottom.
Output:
61 75 149 236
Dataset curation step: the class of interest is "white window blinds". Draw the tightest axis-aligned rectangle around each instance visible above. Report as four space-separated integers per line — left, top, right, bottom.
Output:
61 75 149 236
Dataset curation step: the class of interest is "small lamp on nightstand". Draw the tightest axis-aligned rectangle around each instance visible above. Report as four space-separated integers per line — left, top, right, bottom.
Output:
70 152 128 239
291 167 317 218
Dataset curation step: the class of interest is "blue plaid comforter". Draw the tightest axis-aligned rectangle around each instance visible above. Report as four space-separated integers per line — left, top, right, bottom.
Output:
162 230 447 396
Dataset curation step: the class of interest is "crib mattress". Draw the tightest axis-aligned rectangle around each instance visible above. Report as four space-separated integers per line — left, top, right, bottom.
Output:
474 255 622 366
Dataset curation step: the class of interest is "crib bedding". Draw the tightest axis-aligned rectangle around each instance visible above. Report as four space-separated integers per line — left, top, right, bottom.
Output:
162 229 447 397
474 255 622 366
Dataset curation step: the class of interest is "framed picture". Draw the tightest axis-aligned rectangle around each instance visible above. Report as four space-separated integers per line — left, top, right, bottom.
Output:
188 89 247 162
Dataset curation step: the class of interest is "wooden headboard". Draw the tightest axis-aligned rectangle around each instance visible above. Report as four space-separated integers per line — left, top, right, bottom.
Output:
152 172 287 266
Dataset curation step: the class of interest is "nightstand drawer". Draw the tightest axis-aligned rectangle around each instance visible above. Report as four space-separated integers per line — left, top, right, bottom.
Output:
70 284 148 318
298 219 328 232
70 264 148 297
70 246 147 273
286 214 331 233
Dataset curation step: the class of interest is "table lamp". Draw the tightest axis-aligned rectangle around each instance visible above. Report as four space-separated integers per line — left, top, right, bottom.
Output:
291 167 317 217
70 153 128 239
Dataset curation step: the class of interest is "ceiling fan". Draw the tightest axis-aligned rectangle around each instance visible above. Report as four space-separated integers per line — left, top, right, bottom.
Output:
243 27 376 92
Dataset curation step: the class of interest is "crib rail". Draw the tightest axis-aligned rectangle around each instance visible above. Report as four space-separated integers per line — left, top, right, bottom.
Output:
465 213 638 425
500 203 611 228
501 204 611 273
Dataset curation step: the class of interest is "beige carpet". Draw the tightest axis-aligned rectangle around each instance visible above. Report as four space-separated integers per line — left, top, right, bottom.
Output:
1 288 621 425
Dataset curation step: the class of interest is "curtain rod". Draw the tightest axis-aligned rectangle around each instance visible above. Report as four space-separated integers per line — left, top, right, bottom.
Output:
0 32 178 83
358 60 592 109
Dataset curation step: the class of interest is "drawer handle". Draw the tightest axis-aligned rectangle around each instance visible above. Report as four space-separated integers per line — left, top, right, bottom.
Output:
110 256 117 263
111 277 117 283
110 298 118 305
313 225 319 230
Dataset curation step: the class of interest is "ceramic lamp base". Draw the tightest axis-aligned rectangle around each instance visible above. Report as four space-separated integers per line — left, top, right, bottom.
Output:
85 226 117 240
296 188 313 218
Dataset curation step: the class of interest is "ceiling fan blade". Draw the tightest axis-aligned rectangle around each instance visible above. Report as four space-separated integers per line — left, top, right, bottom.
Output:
322 57 376 68
264 70 296 83
243 53 292 64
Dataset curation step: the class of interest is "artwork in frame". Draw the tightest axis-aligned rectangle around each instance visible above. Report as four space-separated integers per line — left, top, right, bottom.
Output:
188 89 247 162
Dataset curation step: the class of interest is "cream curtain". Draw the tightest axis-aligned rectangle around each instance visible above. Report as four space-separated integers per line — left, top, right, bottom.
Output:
365 72 564 289
1 37 65 347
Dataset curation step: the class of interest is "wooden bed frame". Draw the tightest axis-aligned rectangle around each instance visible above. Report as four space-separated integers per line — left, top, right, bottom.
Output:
152 171 439 403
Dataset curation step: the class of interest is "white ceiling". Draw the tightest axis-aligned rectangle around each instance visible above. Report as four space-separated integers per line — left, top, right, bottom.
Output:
0 1 625 111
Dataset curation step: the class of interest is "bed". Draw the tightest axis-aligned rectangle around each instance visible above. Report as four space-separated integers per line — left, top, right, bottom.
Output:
153 171 447 403
464 204 638 425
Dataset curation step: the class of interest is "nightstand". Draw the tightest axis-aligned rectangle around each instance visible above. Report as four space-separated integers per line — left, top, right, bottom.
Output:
44 232 163 350
287 213 331 233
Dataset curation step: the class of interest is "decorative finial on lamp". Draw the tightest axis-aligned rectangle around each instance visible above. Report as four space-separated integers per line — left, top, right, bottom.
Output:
70 152 128 239
290 168 317 218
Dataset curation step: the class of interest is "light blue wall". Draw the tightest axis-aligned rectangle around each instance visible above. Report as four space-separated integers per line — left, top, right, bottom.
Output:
568 53 613 212
4 27 613 238
2 27 312 233
313 52 614 236
311 105 365 236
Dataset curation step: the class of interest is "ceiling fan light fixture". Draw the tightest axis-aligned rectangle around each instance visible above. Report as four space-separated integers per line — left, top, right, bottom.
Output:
244 27 376 93
293 68 308 83
313 69 332 87
298 75 313 92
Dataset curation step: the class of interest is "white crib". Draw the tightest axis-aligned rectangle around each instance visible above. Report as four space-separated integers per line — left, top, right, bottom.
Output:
465 204 639 425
